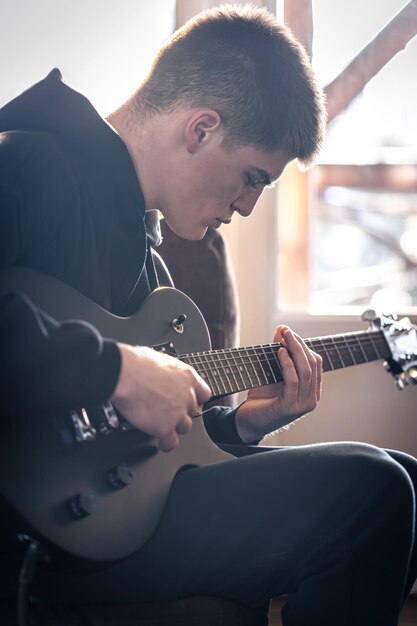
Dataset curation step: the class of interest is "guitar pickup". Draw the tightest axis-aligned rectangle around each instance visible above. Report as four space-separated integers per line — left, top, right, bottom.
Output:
94 401 121 434
70 408 97 442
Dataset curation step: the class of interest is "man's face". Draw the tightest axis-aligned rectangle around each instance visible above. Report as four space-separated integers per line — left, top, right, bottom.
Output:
160 138 291 240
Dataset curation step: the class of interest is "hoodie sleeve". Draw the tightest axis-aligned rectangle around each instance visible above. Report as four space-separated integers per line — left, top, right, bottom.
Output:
0 154 121 420
0 290 121 420
203 404 262 445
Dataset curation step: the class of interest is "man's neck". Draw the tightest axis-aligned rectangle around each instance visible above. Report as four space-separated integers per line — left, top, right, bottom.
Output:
106 105 187 217
106 105 153 210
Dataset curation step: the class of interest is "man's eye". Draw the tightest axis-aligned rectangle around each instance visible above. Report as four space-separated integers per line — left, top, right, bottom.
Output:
245 174 262 190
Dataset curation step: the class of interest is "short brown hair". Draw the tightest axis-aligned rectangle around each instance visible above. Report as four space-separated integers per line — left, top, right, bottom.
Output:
133 4 326 168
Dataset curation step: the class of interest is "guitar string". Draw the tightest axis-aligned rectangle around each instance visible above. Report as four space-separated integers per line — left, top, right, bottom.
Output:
189 360 377 394
181 337 389 369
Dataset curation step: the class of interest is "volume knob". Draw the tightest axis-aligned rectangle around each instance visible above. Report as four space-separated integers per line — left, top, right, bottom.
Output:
108 464 133 490
69 493 97 519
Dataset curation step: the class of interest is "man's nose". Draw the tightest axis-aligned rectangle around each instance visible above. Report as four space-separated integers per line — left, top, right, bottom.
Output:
232 187 263 217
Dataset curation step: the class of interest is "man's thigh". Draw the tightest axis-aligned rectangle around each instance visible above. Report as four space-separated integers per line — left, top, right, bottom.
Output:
32 441 403 606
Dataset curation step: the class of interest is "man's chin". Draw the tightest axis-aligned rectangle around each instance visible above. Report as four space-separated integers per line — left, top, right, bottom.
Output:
163 218 208 241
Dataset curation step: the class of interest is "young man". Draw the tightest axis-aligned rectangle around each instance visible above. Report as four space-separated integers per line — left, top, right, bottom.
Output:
0 6 416 625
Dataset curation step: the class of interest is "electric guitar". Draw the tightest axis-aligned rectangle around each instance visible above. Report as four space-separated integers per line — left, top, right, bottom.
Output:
1 267 417 565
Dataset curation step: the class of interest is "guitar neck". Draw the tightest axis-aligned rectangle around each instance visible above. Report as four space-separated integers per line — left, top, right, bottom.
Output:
181 329 391 399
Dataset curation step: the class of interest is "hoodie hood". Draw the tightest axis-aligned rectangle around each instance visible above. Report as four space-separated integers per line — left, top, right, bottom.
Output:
0 70 151 314
0 68 139 192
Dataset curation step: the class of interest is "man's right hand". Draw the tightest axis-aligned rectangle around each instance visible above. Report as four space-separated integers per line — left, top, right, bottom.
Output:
110 343 212 452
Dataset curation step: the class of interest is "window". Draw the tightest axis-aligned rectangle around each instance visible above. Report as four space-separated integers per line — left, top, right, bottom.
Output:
277 0 417 314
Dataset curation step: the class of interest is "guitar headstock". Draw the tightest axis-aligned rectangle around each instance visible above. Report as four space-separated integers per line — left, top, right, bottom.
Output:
362 309 417 389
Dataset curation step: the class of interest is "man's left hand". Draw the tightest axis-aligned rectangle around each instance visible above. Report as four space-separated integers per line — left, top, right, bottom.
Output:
235 325 322 443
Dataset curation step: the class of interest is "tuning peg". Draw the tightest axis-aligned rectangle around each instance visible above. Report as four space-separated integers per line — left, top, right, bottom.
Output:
361 309 378 323
394 369 417 390
395 372 408 390
383 312 398 321
408 367 417 385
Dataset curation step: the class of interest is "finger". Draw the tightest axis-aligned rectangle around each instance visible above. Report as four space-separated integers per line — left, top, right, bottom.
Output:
282 329 311 397
315 356 323 401
184 385 204 419
194 375 212 406
277 345 299 402
283 330 322 413
158 430 179 453
176 415 193 435
316 377 322 401
292 331 323 400
292 331 319 368
273 324 290 346
284 328 310 361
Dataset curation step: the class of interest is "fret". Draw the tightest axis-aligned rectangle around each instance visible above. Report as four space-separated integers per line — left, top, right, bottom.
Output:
331 335 364 368
265 344 283 383
260 345 279 384
242 347 263 388
338 338 355 367
230 348 247 390
188 352 206 379
208 351 229 395
311 337 334 372
348 337 367 364
368 331 390 360
223 349 240 393
252 347 270 386
187 353 220 395
198 352 223 396
235 350 255 391
361 332 379 362
327 338 344 370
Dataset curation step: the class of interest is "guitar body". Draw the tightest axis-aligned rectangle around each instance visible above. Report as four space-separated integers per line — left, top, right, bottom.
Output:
0 268 234 563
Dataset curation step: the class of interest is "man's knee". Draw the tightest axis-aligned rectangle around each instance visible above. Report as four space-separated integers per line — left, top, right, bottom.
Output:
331 442 414 518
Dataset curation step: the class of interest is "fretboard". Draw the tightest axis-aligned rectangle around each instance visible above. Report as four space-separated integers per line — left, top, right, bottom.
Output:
180 329 391 399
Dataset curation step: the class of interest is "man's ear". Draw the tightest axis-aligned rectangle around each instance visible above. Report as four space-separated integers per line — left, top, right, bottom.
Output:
185 110 222 153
